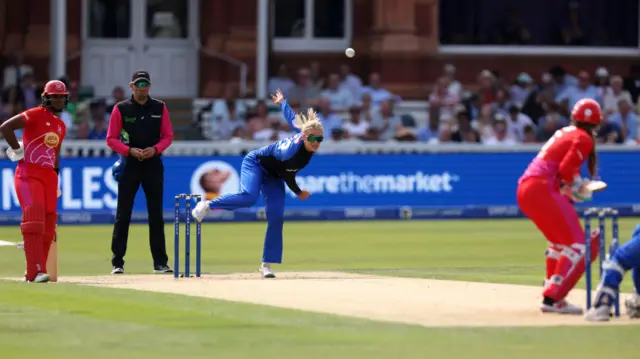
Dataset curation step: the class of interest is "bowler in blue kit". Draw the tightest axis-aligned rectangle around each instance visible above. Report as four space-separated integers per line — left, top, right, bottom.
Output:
191 89 324 278
585 224 640 321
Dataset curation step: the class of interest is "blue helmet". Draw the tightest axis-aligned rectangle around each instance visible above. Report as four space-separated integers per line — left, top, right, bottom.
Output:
111 159 123 182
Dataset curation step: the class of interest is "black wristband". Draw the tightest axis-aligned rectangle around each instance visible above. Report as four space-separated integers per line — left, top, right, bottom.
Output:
54 168 59 175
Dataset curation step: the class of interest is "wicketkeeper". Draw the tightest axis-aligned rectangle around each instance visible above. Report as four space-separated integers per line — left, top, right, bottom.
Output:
585 224 640 321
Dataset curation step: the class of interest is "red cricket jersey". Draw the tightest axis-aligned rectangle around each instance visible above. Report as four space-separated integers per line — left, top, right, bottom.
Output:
19 106 67 169
519 125 594 187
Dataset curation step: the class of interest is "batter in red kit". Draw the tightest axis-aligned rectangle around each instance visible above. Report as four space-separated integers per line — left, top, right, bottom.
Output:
0 80 67 283
517 98 602 314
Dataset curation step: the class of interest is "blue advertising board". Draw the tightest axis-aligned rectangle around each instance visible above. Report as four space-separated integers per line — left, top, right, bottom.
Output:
0 151 638 224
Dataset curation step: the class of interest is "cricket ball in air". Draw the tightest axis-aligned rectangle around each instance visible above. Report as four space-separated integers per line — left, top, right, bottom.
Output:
345 48 355 58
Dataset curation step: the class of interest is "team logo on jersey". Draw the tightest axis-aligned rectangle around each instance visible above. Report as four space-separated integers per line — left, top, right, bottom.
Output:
120 129 130 144
44 132 60 148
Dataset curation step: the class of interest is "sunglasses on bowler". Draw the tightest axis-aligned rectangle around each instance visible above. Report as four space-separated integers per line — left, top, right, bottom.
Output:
134 81 150 88
307 135 324 143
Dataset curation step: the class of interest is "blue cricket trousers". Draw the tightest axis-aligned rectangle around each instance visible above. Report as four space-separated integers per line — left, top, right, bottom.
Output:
207 153 285 263
602 224 640 294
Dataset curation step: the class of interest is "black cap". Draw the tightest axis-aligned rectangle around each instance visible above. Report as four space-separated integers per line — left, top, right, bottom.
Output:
131 69 150 83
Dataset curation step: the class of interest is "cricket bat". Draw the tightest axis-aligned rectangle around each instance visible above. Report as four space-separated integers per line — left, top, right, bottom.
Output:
49 193 61 282
47 232 58 282
585 180 607 192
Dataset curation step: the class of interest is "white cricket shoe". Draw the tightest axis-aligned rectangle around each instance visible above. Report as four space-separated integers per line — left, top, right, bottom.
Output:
259 263 276 278
540 299 584 315
32 273 50 283
191 200 210 223
585 305 612 321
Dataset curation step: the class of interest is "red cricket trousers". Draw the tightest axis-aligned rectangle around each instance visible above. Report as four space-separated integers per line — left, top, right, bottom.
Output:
517 176 597 301
14 162 58 281
516 177 585 247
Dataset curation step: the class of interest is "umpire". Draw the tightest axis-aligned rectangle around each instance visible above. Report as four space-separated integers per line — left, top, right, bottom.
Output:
106 69 174 275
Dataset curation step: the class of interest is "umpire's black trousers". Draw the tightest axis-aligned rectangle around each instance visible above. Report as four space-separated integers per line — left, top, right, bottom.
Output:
111 156 168 268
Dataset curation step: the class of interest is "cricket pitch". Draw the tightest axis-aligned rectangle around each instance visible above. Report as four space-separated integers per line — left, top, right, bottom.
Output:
49 271 638 328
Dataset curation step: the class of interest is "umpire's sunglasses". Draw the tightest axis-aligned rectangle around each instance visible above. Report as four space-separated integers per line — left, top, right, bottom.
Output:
307 135 324 143
134 81 150 88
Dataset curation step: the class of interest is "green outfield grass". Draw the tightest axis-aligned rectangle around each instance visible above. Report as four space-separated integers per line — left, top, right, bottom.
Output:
1 219 639 358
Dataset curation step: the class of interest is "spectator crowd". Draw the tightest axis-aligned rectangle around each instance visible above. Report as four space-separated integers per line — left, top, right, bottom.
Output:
205 62 640 146
0 50 125 143
3 48 640 147
199 0 640 146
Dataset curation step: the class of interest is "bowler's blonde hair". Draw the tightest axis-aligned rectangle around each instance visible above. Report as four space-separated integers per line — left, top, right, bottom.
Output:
293 108 324 134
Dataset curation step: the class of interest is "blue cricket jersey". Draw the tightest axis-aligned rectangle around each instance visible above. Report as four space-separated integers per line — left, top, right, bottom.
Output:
252 99 313 194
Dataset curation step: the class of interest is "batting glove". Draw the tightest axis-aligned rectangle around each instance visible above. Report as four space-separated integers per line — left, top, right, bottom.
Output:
570 177 592 202
6 142 24 162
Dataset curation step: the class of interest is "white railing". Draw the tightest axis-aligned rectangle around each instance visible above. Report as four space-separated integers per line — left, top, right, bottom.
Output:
0 140 638 158
199 47 248 97
192 98 432 140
